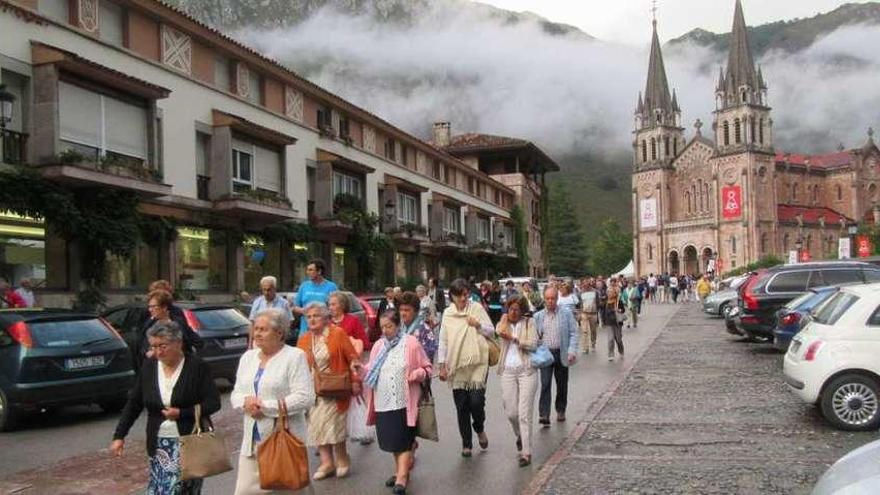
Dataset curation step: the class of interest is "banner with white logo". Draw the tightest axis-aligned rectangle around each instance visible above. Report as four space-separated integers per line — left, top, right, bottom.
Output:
640 198 657 229
838 238 851 259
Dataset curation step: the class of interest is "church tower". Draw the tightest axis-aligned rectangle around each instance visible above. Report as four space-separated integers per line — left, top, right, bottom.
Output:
633 17 684 170
714 0 773 155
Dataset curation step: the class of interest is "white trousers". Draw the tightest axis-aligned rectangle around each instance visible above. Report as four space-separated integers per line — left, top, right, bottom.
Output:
500 367 539 456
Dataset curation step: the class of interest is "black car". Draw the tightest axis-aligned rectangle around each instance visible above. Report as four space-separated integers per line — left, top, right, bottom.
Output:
102 302 250 382
0 309 135 431
734 261 880 341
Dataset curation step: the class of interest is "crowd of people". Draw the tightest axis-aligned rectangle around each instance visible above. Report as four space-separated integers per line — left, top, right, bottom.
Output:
102 261 719 495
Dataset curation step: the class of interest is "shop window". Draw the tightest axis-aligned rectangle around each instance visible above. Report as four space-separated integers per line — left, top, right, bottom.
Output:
243 236 280 292
0 212 48 289
176 227 228 291
105 243 159 290
332 246 346 289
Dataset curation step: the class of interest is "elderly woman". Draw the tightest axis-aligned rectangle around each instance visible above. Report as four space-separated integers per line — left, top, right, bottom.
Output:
297 302 363 480
437 278 495 457
111 321 221 494
328 292 370 353
365 310 432 495
135 289 201 372
414 285 436 327
496 295 539 467
398 291 437 362
231 308 314 494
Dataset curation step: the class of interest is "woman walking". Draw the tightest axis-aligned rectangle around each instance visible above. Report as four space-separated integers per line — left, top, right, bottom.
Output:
328 292 371 353
496 295 539 467
604 279 625 362
328 291 374 446
437 278 494 457
364 310 432 495
398 291 438 362
231 308 314 494
622 280 640 329
110 321 221 495
297 302 363 480
415 285 437 327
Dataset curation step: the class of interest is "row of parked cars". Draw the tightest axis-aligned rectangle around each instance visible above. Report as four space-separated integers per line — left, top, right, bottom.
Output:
0 290 385 431
704 261 880 432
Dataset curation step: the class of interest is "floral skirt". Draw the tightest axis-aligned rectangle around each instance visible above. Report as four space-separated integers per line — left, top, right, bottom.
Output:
148 437 204 495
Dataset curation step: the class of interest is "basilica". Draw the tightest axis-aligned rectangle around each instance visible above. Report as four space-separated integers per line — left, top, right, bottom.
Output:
632 0 880 277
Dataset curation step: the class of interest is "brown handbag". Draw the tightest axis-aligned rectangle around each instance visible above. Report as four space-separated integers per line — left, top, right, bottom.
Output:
178 404 233 481
257 400 310 491
485 335 501 367
311 336 352 398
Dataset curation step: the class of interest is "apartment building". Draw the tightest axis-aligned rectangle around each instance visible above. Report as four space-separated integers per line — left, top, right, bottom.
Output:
0 0 519 304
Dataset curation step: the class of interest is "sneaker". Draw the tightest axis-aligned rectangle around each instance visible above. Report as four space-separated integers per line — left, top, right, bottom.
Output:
608 356 614 362
539 417 550 426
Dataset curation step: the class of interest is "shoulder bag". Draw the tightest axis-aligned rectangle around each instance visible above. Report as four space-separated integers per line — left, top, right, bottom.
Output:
485 335 501 367
415 381 439 442
311 334 352 398
257 400 310 490
179 404 233 481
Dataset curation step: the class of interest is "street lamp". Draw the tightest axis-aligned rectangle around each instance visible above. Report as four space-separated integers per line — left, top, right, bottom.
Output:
795 237 804 263
383 199 396 222
0 85 15 130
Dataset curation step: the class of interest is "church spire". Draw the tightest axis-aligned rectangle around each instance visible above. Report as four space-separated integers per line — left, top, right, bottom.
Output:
725 0 759 92
643 19 674 119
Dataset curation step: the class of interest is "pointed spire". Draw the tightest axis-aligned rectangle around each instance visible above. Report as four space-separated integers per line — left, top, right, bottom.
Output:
643 18 674 119
716 66 725 91
671 89 680 112
726 0 759 92
636 91 645 114
757 65 766 89
865 126 876 150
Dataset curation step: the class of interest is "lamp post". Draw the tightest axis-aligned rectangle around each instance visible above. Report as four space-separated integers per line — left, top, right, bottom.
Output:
497 231 505 252
795 237 804 264
383 199 395 222
0 85 14 130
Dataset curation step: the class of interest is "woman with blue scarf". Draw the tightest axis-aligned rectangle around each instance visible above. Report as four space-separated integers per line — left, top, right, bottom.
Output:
364 310 433 495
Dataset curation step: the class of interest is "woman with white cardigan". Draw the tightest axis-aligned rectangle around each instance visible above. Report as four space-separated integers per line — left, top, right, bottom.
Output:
232 308 314 494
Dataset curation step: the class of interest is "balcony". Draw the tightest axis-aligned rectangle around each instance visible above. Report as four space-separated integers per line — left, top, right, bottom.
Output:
388 222 429 245
37 148 172 198
468 240 495 255
433 231 467 251
1 130 27 165
213 188 298 223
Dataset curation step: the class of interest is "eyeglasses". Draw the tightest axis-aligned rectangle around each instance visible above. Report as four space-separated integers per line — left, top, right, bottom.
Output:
148 342 172 351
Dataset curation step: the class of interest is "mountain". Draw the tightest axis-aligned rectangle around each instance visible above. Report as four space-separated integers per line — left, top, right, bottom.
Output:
669 2 880 55
162 0 592 39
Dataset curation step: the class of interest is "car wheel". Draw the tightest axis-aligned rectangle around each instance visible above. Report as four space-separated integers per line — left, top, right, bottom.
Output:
0 388 18 432
820 373 880 431
720 303 731 318
98 396 128 413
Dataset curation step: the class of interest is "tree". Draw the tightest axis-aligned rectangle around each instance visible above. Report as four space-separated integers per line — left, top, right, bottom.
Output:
546 185 588 276
589 218 633 275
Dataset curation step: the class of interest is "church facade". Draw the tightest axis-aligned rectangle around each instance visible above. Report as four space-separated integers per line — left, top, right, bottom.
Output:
632 0 879 277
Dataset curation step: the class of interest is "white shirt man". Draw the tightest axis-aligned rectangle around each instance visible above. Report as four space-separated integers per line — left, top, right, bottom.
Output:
248 276 292 322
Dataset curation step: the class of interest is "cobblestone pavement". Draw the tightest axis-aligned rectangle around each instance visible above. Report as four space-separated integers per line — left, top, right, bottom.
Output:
534 303 878 495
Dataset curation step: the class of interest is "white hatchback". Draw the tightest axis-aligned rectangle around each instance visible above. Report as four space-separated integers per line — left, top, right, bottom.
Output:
783 283 880 431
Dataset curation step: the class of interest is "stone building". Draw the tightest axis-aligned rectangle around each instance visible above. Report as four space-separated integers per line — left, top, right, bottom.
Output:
632 0 874 277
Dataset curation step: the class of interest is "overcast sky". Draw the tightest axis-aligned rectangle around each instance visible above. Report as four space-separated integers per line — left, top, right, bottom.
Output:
480 0 866 44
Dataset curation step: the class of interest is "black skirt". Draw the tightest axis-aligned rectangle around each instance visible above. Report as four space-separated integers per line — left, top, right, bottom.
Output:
375 408 416 453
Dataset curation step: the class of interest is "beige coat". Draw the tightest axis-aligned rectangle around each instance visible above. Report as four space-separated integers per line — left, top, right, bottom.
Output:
495 317 539 375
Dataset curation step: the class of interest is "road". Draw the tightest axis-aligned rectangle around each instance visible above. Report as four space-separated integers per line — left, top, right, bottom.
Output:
0 303 677 494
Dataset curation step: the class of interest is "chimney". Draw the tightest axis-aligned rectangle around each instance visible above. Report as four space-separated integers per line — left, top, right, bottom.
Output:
432 122 451 147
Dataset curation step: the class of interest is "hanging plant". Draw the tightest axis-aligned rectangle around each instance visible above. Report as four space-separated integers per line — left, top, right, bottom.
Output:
138 215 179 246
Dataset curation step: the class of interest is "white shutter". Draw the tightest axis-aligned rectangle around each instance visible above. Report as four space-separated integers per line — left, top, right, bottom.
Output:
99 0 124 46
59 82 101 148
255 144 281 192
104 96 148 158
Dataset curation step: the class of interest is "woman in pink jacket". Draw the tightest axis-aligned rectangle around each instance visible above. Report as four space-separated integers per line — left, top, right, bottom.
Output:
364 310 432 495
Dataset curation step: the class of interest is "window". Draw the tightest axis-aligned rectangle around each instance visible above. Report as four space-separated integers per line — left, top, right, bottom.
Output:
339 115 350 139
477 217 490 242
99 1 125 46
176 226 228 291
767 271 810 293
723 121 730 146
38 0 69 22
812 185 819 204
759 118 765 144
734 118 741 144
813 292 859 325
494 189 501 205
243 235 280 291
792 183 798 202
384 138 396 161
650 138 657 160
105 243 159 290
750 118 756 144
731 235 737 254
0 212 50 289
195 132 211 200
317 106 332 130
664 136 670 157
432 160 442 180
673 138 678 156
59 81 148 162
332 171 362 199
396 192 418 224
685 191 691 214
214 55 231 91
648 243 654 260
820 269 863 286
837 185 843 201
468 177 475 194
761 233 768 253
477 182 485 198
247 70 262 105
641 140 647 163
864 269 880 283
400 144 408 166
443 207 460 234
698 180 704 211
232 148 253 192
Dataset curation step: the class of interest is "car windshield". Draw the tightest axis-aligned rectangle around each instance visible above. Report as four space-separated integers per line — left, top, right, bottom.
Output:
812 292 860 326
28 318 115 347
193 308 250 329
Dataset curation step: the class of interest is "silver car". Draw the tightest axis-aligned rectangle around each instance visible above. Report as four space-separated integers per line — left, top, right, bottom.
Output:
812 438 880 494
702 275 749 317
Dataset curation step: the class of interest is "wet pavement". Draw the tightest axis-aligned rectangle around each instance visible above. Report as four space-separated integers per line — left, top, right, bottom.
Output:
0 303 678 494
530 303 879 495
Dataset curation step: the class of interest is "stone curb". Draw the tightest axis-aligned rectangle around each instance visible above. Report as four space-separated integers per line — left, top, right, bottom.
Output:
521 305 683 495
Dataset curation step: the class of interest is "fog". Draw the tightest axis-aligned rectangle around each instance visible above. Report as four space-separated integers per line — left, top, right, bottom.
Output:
236 4 880 158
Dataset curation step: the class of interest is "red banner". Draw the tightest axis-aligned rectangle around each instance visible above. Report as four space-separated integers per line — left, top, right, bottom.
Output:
857 235 872 258
721 186 742 219
800 250 811 262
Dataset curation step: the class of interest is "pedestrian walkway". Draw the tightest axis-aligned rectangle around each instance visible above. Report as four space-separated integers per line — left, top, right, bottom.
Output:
531 303 876 494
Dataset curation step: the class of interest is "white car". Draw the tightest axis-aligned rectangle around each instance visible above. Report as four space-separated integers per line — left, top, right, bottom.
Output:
783 284 880 431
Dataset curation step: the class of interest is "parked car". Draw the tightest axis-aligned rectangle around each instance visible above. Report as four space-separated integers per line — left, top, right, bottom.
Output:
703 274 749 317
0 309 136 431
771 286 839 352
734 262 880 341
102 302 250 382
812 437 880 494
783 284 880 431
357 293 382 342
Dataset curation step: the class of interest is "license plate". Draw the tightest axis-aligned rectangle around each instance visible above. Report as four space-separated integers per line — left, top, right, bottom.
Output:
223 336 248 349
65 355 105 370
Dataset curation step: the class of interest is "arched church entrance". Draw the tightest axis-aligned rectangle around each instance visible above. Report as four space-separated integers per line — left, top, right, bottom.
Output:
668 250 680 275
701 247 714 273
683 246 699 276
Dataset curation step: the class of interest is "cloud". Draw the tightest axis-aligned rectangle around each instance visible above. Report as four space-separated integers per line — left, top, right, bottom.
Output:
235 7 880 158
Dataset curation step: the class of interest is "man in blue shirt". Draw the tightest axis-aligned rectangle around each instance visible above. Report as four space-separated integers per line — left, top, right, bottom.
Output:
292 259 338 337
248 275 292 322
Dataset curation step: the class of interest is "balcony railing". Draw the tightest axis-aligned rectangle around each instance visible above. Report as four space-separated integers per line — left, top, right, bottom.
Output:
1 130 27 165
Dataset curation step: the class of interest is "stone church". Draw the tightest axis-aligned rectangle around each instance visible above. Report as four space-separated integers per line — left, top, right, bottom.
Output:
632 0 880 277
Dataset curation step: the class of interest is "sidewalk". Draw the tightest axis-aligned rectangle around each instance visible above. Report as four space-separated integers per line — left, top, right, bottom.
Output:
529 303 875 494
